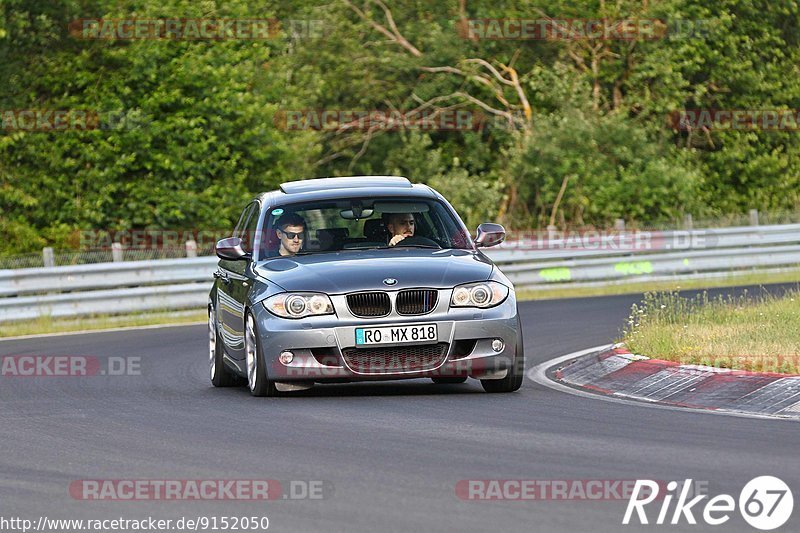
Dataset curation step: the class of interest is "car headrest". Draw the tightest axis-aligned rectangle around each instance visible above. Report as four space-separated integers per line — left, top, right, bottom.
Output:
363 219 388 241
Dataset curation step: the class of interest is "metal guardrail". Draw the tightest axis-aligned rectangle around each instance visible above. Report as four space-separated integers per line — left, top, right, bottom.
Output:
0 257 217 297
1 224 799 322
493 224 800 288
0 257 217 321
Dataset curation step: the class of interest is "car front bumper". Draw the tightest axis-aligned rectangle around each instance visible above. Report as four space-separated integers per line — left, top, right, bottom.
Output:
252 290 519 383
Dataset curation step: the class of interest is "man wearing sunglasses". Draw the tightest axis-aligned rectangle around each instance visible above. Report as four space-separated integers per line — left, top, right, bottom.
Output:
275 213 306 256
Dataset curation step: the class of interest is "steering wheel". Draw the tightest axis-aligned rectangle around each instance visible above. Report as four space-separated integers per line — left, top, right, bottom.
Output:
394 235 441 248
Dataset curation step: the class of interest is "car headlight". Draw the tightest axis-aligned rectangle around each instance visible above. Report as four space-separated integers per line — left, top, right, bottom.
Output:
264 293 334 319
450 281 509 309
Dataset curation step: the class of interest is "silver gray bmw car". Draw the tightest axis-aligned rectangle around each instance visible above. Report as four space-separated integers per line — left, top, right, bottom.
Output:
208 176 523 396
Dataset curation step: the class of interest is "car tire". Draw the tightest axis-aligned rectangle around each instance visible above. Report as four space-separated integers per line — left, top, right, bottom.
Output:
209 306 237 387
245 312 279 397
480 315 524 393
431 377 467 384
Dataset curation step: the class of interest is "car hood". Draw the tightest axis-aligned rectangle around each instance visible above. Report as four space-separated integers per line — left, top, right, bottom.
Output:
255 248 494 294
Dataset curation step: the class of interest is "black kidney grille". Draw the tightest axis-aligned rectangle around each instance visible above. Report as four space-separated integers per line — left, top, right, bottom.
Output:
396 289 438 315
347 292 391 317
342 343 448 374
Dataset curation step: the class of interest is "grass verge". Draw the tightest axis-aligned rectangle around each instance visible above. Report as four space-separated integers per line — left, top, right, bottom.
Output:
0 310 207 338
517 268 800 301
620 290 800 374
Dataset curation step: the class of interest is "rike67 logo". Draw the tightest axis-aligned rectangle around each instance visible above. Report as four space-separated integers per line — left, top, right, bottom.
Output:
624 476 794 530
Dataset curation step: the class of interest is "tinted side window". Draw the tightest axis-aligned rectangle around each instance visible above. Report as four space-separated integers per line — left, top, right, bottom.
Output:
234 202 260 253
243 202 261 254
233 204 253 238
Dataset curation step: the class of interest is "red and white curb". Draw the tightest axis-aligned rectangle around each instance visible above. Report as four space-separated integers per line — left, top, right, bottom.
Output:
528 345 800 420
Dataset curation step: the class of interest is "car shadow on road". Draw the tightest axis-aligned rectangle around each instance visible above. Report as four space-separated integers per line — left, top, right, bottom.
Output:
299 382 489 397
216 379 491 397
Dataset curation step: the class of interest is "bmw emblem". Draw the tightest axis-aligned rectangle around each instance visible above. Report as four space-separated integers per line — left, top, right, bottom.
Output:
383 278 397 286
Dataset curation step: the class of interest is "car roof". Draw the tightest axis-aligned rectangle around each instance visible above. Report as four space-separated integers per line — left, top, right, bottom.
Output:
280 176 412 194
257 176 437 205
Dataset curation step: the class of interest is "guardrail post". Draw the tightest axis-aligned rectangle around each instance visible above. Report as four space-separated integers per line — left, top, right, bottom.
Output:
111 242 123 262
186 240 198 258
614 219 625 231
42 247 55 268
683 214 693 229
749 209 759 226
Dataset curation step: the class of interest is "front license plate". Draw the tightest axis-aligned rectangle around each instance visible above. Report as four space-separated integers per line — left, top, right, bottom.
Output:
355 324 438 346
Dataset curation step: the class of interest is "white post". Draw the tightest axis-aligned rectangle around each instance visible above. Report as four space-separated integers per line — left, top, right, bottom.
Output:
111 242 123 262
42 247 55 268
185 240 198 258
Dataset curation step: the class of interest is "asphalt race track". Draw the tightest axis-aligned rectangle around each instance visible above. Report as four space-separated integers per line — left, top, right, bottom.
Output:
1 285 798 533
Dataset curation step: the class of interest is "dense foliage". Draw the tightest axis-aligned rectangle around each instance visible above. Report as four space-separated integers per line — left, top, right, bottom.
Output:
1 0 799 254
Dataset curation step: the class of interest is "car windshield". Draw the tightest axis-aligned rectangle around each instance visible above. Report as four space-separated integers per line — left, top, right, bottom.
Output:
260 197 471 258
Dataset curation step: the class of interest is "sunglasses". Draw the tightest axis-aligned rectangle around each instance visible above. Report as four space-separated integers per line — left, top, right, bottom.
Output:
279 230 304 240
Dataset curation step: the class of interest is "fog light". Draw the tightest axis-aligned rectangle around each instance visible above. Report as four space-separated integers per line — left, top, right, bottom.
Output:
491 339 504 352
279 351 294 365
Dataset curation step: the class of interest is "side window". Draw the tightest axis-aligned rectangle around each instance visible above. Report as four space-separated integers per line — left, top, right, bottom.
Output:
243 202 261 254
234 202 260 253
430 202 466 248
420 212 442 242
233 204 254 239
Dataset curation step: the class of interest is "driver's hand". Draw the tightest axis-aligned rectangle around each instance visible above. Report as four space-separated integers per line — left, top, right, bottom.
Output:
389 234 406 247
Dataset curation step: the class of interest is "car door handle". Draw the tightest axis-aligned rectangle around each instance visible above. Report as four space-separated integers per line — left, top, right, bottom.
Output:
213 270 231 284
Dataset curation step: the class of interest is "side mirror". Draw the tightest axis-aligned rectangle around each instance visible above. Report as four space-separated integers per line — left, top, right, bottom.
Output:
475 223 506 248
215 237 248 260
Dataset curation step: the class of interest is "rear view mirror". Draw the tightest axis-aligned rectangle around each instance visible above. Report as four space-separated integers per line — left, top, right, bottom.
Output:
340 199 374 220
475 223 506 248
215 237 247 260
341 208 374 220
